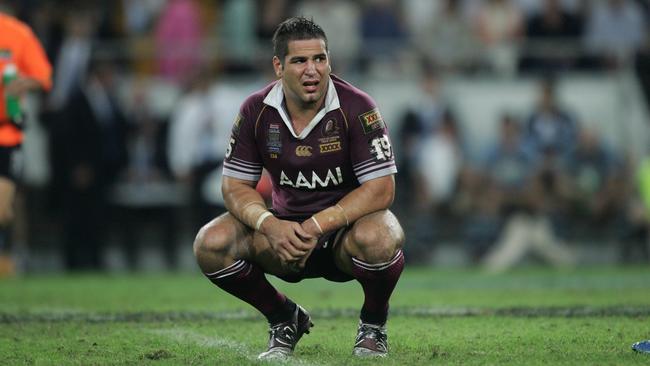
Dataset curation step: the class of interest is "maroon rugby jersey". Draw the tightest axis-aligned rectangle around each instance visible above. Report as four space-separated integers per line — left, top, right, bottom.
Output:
223 74 397 218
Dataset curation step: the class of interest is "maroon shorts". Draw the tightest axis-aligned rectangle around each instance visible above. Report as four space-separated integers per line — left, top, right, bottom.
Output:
273 213 354 283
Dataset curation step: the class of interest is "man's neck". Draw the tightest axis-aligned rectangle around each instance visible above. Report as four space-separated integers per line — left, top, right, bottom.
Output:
284 95 326 135
288 99 322 124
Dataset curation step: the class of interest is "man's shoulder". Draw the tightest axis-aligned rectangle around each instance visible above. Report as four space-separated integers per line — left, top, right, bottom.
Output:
331 74 375 109
240 80 277 116
0 13 34 39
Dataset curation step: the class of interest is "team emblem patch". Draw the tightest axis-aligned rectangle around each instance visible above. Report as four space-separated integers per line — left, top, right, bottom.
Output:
267 123 282 154
319 118 341 145
359 108 385 135
322 119 339 137
295 145 313 157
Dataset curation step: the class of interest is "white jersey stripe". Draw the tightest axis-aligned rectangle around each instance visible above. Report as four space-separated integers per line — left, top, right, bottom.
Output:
224 161 263 174
357 167 398 184
222 167 261 182
354 161 395 176
353 158 375 169
231 157 262 168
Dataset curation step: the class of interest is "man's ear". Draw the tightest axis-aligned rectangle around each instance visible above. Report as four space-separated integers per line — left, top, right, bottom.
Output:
327 51 332 72
272 56 283 78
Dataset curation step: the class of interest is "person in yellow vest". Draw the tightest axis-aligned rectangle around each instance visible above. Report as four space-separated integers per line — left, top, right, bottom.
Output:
0 11 52 275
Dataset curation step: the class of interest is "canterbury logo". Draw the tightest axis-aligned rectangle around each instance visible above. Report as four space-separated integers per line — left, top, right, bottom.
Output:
295 145 313 157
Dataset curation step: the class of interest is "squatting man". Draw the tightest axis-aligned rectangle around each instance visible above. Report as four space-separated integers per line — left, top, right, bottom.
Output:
193 17 405 359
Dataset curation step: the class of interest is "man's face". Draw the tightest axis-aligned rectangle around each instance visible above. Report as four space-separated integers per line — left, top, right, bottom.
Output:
273 38 330 108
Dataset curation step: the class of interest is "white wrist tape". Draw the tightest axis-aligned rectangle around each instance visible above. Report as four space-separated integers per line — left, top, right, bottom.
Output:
311 216 324 234
335 204 349 226
255 211 273 231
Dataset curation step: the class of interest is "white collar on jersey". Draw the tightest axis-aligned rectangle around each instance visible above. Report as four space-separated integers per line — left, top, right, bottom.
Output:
263 77 340 140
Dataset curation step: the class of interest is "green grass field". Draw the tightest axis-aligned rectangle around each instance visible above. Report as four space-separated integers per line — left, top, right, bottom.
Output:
1 266 649 365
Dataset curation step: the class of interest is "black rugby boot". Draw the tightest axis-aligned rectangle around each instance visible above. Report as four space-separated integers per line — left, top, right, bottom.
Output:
258 305 313 360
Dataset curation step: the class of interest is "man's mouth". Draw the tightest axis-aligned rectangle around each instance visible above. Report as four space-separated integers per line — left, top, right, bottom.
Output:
303 80 319 93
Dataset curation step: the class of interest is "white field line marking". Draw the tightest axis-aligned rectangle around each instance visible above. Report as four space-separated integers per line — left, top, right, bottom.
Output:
3 306 650 324
150 328 322 366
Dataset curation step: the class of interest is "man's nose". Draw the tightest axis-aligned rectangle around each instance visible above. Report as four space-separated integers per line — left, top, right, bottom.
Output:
305 60 317 74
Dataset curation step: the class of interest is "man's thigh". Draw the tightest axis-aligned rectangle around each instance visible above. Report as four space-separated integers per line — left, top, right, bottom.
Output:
332 209 403 275
206 212 292 277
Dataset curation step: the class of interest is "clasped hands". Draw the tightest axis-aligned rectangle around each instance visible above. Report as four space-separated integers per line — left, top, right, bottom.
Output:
259 216 322 272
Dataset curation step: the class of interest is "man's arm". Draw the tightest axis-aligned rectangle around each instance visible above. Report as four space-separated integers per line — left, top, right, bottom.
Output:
222 176 314 263
302 175 395 236
293 175 394 269
3 76 46 97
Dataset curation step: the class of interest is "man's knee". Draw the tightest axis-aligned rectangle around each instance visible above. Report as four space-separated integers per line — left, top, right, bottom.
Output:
347 210 404 262
193 215 241 264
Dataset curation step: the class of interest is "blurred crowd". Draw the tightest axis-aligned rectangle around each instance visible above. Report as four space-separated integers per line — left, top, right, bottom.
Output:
1 0 649 272
7 0 649 78
396 73 645 269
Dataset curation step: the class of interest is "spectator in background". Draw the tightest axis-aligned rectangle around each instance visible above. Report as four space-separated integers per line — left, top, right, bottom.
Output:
411 110 471 258
42 8 97 206
486 76 580 271
46 8 94 113
154 0 204 84
51 59 128 270
481 119 576 271
255 0 293 47
295 0 361 73
520 0 584 73
413 111 465 215
398 67 448 204
402 0 441 46
562 128 626 237
467 114 536 261
218 0 257 73
584 0 647 68
415 0 480 73
473 0 524 75
0 9 52 275
22 1 63 63
124 82 170 186
111 80 179 270
120 0 165 36
359 0 408 74
119 0 166 76
397 67 458 260
524 76 578 159
513 0 583 16
167 68 239 232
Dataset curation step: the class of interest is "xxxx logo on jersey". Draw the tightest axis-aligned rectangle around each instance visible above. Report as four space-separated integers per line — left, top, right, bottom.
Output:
319 141 341 153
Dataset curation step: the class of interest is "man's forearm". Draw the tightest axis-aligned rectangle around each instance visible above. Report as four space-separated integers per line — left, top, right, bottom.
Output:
309 175 395 234
222 177 272 231
4 77 45 96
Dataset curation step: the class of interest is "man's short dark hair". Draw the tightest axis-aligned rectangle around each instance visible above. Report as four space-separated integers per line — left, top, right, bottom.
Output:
272 17 328 63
